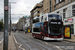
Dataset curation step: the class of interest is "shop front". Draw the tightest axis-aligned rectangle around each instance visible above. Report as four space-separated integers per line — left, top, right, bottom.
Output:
64 17 75 35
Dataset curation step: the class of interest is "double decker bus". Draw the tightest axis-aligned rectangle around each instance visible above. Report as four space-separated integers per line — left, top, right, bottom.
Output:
32 14 63 40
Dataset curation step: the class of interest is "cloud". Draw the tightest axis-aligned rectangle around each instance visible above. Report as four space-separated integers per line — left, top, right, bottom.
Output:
12 20 18 24
0 0 42 24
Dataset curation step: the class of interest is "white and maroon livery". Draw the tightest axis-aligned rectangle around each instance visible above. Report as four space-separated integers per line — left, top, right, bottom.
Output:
32 13 63 40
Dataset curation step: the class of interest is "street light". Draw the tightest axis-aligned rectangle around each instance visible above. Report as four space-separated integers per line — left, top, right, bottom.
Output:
3 0 8 50
9 2 16 35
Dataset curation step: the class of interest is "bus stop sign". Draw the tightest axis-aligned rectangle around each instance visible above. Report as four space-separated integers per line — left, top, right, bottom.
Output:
4 6 9 11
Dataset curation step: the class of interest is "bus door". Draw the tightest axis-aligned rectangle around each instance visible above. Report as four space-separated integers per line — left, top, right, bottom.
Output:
43 23 48 35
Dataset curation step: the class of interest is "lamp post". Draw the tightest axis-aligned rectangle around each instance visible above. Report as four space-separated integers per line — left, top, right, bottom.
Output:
9 2 16 35
4 0 8 50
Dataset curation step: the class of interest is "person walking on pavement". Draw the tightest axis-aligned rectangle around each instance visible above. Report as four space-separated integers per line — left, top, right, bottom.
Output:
25 30 27 34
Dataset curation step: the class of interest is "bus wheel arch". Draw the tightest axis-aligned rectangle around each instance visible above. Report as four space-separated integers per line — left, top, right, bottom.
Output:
41 35 44 40
33 34 35 38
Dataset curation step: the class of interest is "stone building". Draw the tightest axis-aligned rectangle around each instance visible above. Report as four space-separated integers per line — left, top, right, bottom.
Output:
16 17 26 30
24 17 30 29
30 1 43 23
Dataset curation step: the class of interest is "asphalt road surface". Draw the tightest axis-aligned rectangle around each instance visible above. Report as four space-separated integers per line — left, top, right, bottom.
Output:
13 31 75 50
0 32 3 43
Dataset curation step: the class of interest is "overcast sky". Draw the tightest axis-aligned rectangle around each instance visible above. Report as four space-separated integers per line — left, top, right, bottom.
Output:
0 0 42 24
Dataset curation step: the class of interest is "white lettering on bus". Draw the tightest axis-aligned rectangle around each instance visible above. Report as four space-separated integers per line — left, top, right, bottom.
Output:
58 22 61 24
51 22 57 24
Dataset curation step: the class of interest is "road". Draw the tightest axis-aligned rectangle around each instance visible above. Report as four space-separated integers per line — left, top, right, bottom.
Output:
0 32 3 43
13 31 75 50
0 32 3 50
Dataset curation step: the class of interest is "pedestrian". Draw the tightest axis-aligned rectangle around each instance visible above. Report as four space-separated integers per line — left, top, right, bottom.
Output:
25 30 27 34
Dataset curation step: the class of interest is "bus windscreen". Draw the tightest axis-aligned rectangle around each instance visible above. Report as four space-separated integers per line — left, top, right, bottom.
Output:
48 20 63 35
50 27 63 35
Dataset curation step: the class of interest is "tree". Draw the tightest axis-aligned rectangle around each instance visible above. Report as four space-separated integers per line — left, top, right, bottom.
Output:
0 21 3 31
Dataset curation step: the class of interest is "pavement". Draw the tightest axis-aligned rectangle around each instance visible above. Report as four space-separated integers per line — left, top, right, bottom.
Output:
0 42 3 50
0 32 17 50
8 32 17 50
64 34 75 43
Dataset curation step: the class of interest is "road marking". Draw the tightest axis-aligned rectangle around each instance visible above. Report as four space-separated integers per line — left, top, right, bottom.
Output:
63 41 75 44
45 42 48 44
54 46 62 50
0 39 3 43
44 42 55 46
12 33 25 50
65 42 70 43
44 42 63 50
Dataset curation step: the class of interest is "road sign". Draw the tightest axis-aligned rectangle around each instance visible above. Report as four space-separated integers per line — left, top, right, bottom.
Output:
4 6 9 11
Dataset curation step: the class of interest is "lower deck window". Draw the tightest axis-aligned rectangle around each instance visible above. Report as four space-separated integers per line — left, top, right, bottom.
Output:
33 28 40 32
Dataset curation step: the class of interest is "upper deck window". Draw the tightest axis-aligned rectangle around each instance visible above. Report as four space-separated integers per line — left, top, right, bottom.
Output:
48 14 62 20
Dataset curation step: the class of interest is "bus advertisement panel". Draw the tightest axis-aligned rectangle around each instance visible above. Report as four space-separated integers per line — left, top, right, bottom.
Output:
35 22 43 27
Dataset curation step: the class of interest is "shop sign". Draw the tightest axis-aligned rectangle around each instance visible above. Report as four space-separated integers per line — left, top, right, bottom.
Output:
65 18 73 23
68 18 73 22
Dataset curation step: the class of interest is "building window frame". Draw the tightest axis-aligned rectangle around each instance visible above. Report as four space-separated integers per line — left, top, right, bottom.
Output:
63 8 67 18
72 5 75 16
68 0 70 3
54 0 65 8
34 11 40 15
57 11 59 14
50 0 51 12
55 0 64 5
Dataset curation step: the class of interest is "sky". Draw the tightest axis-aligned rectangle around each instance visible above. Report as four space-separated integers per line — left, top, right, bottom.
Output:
0 0 42 24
